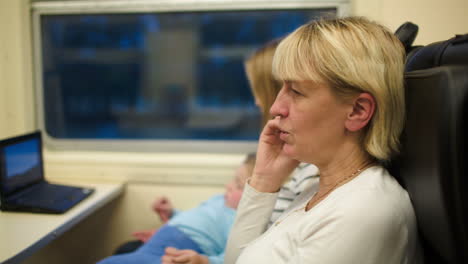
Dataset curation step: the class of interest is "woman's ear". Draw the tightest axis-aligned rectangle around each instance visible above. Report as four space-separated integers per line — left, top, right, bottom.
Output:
345 93 375 132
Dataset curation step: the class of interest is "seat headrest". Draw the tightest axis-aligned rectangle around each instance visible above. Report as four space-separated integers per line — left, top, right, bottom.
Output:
406 34 468 72
394 22 419 53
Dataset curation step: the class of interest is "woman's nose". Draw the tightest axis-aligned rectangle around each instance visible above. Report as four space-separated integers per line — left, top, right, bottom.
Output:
270 88 289 118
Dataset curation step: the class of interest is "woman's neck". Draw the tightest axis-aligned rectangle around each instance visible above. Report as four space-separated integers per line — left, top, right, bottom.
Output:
304 147 375 211
316 144 374 189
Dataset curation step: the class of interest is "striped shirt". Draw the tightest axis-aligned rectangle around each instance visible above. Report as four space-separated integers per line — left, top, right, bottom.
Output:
268 163 319 227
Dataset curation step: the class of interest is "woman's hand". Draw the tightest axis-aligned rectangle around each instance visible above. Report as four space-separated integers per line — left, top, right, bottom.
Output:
161 247 209 264
152 197 173 223
131 229 157 243
251 116 300 192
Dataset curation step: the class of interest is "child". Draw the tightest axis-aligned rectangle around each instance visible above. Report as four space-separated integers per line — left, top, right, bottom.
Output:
97 153 255 264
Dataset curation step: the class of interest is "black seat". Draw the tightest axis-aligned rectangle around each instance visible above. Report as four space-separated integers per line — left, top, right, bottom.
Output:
397 34 468 263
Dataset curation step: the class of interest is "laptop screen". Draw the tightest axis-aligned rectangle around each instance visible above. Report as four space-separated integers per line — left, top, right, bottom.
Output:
0 132 44 197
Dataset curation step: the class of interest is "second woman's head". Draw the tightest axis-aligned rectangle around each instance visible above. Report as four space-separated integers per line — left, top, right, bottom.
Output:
245 38 283 127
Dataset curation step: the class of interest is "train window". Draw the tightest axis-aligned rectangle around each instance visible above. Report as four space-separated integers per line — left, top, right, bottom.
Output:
32 0 349 152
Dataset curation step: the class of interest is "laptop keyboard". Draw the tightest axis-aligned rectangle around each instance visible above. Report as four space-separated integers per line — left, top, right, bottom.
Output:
15 183 89 208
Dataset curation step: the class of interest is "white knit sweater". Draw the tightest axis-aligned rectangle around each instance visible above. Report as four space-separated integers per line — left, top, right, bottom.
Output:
225 166 423 264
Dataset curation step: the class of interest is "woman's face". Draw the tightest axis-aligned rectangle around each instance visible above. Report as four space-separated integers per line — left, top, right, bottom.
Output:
270 80 351 165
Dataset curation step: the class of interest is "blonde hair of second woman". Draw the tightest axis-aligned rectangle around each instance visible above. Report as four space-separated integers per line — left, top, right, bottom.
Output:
272 16 406 162
244 38 283 127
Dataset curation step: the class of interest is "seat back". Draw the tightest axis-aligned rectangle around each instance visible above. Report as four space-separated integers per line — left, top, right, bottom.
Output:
398 34 468 263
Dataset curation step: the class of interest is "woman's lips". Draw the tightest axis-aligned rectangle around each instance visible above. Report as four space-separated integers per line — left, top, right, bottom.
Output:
279 130 289 141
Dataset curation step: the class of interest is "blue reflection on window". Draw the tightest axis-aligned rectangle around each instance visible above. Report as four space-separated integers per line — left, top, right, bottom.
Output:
40 9 335 140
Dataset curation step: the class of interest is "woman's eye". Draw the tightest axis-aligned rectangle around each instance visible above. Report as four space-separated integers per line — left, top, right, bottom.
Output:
285 81 302 96
291 88 302 96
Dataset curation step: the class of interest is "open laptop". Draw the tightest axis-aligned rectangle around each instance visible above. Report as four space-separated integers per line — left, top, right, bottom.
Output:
0 131 94 214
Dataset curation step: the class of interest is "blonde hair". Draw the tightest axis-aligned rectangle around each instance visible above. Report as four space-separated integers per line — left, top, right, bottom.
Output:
272 17 405 161
245 39 283 127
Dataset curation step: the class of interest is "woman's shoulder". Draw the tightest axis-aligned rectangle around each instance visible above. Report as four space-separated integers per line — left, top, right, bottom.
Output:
332 166 415 221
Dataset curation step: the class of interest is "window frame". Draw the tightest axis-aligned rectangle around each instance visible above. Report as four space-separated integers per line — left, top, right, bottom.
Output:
31 0 350 153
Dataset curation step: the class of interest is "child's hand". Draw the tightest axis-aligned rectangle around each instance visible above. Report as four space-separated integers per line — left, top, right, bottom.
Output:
131 229 157 242
161 247 209 264
152 197 173 223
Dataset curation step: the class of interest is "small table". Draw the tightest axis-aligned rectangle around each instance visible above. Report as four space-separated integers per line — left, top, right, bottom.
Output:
0 182 124 264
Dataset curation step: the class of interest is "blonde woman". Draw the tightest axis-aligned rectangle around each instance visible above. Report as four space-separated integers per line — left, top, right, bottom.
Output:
225 17 423 264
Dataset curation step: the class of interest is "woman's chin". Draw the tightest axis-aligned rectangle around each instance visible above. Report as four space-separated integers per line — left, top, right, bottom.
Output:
281 143 296 157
